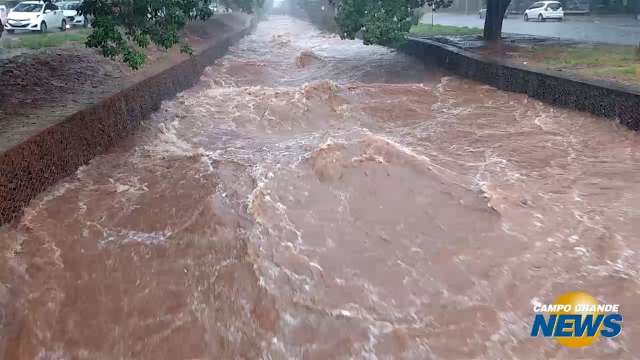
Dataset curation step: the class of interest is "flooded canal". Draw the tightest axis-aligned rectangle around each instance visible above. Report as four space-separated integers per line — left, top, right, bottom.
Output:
1 16 639 359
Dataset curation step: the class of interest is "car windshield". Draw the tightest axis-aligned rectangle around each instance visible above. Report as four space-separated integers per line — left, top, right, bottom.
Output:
547 3 562 10
12 3 42 12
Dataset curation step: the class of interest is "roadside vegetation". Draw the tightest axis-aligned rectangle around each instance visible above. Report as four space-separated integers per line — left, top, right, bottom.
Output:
474 43 640 84
0 30 89 50
80 0 266 69
296 0 509 48
541 46 640 79
409 24 482 37
0 0 511 69
523 45 640 83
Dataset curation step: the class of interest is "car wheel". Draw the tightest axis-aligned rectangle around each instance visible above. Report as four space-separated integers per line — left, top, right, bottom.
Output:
524 13 529 21
538 14 545 22
40 21 47 33
60 19 67 31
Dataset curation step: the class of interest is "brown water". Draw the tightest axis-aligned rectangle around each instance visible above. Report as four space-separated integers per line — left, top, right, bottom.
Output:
1 16 640 359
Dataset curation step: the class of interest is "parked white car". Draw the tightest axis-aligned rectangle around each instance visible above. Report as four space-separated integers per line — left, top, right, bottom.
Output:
4 1 66 33
58 1 87 28
523 1 564 22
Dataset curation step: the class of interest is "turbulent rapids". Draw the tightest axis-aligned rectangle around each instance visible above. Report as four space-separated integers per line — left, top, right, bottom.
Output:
1 16 639 359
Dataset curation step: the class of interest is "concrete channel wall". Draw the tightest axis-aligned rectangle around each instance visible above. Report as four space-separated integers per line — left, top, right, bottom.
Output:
0 15 257 225
404 37 640 131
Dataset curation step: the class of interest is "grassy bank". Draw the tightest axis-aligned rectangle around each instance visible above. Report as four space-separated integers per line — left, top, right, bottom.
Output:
506 44 640 84
409 24 482 37
0 30 89 50
539 45 640 81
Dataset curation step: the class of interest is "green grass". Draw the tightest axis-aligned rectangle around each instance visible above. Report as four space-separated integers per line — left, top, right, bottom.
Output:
591 66 639 78
537 45 640 82
409 24 482 37
541 46 638 67
0 30 89 49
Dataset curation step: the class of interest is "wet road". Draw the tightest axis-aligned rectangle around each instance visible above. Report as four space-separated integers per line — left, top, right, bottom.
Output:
422 13 640 44
1 15 639 359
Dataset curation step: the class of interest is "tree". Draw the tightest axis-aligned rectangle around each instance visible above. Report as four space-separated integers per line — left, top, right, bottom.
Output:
329 0 511 47
333 0 453 47
79 0 263 69
483 0 511 40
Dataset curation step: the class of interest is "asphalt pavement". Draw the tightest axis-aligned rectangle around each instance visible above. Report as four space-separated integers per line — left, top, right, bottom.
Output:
422 13 640 45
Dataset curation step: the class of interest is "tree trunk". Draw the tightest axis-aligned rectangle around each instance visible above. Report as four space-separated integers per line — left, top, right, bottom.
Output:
483 0 511 40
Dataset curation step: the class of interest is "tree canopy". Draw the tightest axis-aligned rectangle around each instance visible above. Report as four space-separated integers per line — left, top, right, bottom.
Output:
320 0 511 45
79 0 264 69
80 0 511 69
334 0 453 47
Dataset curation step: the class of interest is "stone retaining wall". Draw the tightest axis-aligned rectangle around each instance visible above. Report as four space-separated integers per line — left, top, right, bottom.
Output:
0 16 256 225
404 37 640 131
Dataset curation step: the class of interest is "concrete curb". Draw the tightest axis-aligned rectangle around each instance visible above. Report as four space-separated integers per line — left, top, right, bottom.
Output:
404 36 640 131
0 16 257 225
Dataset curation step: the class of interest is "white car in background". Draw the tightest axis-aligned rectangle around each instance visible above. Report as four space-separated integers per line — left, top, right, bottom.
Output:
4 1 66 33
523 1 564 22
58 1 87 28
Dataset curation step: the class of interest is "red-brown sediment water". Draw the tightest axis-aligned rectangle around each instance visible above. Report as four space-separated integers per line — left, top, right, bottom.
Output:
1 16 639 359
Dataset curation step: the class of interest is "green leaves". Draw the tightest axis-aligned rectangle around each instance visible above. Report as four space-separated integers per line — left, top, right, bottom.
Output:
333 0 453 47
80 0 261 69
362 0 415 47
334 0 365 40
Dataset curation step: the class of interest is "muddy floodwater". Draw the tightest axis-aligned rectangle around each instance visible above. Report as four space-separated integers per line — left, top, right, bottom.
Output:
1 16 639 359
